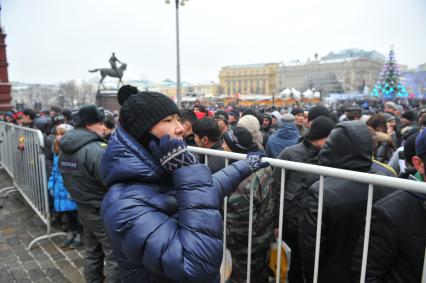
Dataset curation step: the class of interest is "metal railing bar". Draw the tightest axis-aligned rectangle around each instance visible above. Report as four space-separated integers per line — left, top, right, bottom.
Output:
313 175 324 283
275 168 286 283
360 184 374 283
188 147 426 193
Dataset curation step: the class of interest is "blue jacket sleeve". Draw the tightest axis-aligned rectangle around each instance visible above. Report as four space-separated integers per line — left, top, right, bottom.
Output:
211 160 252 199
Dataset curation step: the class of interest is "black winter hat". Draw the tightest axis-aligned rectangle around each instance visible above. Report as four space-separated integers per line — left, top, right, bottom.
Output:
291 108 304 116
77 105 105 127
117 85 139 105
214 110 229 124
118 91 179 142
308 116 336 141
308 105 330 122
223 127 258 154
404 132 419 166
401 110 416 122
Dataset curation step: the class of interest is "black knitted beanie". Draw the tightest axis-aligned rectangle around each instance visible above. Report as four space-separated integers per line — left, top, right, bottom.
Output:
308 116 336 141
308 105 330 122
118 91 179 142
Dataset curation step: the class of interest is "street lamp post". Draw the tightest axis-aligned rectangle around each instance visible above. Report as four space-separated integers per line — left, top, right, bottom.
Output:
166 0 188 109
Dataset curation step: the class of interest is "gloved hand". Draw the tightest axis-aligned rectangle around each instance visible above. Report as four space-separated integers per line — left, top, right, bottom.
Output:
246 151 269 172
149 135 199 173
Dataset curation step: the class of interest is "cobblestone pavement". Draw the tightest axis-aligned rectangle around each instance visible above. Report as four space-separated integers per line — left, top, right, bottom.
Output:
0 169 85 282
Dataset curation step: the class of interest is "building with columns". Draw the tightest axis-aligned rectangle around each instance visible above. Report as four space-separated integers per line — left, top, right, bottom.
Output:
278 49 385 96
219 63 279 96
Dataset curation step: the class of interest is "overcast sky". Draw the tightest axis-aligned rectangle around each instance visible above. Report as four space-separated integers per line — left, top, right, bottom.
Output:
3 0 426 85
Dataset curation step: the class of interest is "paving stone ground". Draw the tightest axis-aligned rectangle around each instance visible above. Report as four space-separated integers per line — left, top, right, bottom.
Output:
0 169 85 282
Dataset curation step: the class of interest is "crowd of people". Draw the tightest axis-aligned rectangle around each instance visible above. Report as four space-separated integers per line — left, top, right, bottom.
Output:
1 87 425 283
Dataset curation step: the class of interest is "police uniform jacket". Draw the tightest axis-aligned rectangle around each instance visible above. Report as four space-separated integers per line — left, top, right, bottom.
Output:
59 128 107 209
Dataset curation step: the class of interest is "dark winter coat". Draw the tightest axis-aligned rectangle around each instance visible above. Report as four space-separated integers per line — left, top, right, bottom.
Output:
299 121 392 283
266 122 300 158
272 138 320 231
59 128 107 209
99 127 253 283
198 143 226 174
352 178 426 282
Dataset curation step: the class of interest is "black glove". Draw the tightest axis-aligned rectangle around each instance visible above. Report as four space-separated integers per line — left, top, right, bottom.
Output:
246 151 269 172
149 135 199 173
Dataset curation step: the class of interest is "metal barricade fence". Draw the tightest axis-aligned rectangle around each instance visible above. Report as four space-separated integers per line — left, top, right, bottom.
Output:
0 122 66 250
187 146 426 283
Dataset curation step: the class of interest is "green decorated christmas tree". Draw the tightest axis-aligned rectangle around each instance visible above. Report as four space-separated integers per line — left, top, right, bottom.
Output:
371 47 408 100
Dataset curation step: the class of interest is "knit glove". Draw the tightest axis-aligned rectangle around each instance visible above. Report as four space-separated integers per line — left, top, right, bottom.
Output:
246 151 269 172
149 135 199 173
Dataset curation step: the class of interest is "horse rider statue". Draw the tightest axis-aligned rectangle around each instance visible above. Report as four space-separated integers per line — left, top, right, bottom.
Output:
109 52 121 75
89 53 127 90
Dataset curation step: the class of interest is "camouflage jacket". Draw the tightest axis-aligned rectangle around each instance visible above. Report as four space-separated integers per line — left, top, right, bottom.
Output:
226 166 275 283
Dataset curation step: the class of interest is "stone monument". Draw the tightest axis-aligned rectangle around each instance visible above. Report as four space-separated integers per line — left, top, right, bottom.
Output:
89 53 126 111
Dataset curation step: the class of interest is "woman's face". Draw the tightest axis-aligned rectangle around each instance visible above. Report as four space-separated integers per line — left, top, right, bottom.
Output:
55 129 65 142
150 114 184 140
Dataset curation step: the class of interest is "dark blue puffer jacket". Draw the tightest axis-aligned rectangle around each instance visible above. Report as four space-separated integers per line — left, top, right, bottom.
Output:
266 122 300 158
99 127 252 283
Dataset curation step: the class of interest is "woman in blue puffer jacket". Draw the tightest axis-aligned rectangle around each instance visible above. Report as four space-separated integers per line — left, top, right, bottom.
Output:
48 123 82 248
99 91 269 283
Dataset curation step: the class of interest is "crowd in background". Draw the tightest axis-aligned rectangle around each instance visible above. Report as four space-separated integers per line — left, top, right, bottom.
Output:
0 87 425 283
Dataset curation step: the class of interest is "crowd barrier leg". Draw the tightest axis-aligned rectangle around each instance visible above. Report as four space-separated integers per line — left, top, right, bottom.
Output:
27 231 67 250
26 154 67 250
0 185 17 208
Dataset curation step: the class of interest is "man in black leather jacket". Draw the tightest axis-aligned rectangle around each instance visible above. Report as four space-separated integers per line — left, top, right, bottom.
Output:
352 128 426 282
299 121 392 283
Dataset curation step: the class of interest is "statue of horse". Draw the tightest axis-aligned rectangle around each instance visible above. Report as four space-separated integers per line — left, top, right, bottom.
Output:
89 63 127 90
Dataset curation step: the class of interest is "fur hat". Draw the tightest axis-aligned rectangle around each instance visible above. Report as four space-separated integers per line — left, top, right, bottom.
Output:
77 105 105 127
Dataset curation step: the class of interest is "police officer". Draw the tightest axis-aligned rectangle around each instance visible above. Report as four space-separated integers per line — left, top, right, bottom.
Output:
59 105 119 283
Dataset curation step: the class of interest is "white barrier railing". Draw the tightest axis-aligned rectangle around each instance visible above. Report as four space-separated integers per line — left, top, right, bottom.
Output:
0 122 66 249
187 146 426 283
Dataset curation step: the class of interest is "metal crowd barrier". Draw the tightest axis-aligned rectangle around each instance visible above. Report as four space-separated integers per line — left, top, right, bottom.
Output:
0 122 66 250
187 146 426 283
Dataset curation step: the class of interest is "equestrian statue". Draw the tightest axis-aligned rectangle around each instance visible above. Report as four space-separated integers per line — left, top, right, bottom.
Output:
89 53 127 90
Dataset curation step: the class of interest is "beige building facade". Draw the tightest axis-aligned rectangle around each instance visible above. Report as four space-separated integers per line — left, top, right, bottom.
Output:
219 63 279 96
190 83 219 97
278 49 385 95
